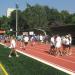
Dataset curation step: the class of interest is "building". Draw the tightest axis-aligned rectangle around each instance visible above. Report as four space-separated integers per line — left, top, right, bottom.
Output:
51 25 75 36
6 8 15 17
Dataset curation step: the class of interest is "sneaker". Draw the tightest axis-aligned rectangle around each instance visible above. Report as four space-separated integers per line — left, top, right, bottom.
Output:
20 47 22 48
16 54 19 57
69 53 72 55
9 55 12 58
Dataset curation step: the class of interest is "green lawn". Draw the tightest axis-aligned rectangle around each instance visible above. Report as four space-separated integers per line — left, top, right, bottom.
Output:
0 44 69 75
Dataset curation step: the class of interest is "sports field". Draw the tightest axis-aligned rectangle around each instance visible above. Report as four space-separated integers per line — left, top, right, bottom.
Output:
0 44 69 75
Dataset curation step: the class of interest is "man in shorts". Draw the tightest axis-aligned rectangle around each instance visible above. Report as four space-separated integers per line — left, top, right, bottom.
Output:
9 36 19 58
68 34 72 55
55 34 62 56
64 35 72 55
49 35 55 55
23 35 29 49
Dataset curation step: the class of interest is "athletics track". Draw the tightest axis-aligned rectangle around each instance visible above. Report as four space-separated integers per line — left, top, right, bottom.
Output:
1 41 75 75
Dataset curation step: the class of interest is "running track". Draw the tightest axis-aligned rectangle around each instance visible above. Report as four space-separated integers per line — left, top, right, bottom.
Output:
1 41 75 75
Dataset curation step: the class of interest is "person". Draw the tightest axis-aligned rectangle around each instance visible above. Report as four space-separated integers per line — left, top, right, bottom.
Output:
20 35 23 48
68 34 72 55
55 34 62 56
39 34 43 43
23 35 29 49
30 35 36 46
9 36 19 58
64 34 72 55
61 35 67 55
49 35 55 55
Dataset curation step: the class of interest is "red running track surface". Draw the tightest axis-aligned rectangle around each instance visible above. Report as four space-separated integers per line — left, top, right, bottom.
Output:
3 41 75 74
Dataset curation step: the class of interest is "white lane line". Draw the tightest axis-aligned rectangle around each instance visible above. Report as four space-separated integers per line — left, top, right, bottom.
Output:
16 49 75 75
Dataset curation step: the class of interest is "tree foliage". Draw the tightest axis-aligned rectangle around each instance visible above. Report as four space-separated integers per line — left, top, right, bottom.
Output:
0 4 75 35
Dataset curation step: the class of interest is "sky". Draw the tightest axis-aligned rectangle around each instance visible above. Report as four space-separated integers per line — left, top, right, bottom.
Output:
0 0 75 16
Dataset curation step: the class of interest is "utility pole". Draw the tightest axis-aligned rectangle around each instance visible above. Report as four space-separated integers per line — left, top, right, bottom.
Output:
16 4 18 37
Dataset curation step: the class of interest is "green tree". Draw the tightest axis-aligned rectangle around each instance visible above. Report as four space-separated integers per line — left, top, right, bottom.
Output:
0 16 10 30
60 10 71 24
71 14 75 24
9 10 16 31
23 4 48 31
10 10 29 34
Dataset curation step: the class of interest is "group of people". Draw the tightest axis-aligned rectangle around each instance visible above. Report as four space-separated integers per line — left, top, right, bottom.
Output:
50 34 72 56
9 34 31 58
8 34 46 58
2 33 72 58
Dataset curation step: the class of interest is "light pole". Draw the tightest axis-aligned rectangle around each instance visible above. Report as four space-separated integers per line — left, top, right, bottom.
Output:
16 4 18 37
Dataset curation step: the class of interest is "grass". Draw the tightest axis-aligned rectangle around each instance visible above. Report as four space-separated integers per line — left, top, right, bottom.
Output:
0 44 69 75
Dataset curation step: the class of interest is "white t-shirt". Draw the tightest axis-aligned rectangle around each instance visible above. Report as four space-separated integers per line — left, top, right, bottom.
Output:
50 36 55 46
10 39 16 48
65 38 70 45
62 37 66 44
40 35 43 41
24 36 29 42
55 36 62 48
40 35 43 42
69 37 72 44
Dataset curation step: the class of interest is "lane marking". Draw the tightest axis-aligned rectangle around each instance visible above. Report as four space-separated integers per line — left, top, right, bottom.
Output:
16 49 75 75
0 63 8 75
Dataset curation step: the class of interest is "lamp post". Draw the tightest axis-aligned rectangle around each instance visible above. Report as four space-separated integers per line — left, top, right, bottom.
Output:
9 29 13 35
16 4 18 37
10 29 12 32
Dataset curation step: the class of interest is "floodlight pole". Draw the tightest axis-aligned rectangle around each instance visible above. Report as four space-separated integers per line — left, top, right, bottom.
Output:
16 4 18 37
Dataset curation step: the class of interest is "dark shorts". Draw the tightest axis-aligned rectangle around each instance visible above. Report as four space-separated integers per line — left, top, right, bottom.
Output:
62 44 66 47
51 45 55 49
64 44 70 48
24 42 28 46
